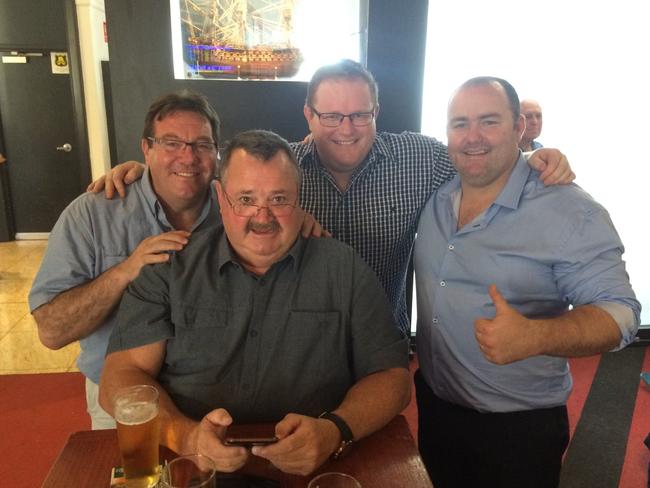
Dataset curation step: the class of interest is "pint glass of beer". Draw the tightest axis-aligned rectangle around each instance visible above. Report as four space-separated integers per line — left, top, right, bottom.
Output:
114 384 160 487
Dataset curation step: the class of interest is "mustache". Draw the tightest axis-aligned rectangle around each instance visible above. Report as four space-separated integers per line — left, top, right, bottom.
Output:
247 220 280 233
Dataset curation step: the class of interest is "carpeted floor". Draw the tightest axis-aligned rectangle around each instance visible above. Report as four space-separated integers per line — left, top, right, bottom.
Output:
0 371 90 488
1 350 648 488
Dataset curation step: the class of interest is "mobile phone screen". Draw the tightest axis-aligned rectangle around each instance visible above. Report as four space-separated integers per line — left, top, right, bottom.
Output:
224 436 279 447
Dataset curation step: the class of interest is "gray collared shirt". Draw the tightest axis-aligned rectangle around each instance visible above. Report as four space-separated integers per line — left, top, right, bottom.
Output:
107 227 409 422
29 168 220 383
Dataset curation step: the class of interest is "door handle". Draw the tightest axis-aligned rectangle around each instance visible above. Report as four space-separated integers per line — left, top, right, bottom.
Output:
56 143 72 152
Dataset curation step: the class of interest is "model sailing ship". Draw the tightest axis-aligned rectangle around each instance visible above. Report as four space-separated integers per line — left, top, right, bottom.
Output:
181 0 303 79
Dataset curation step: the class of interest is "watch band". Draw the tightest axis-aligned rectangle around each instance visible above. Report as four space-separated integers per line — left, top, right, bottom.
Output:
318 411 354 459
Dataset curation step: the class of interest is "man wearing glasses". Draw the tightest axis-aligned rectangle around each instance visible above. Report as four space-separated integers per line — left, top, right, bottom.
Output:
99 130 410 476
92 60 574 337
295 60 573 335
29 91 222 429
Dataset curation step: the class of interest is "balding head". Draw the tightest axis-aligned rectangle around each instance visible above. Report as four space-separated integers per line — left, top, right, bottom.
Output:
519 99 543 150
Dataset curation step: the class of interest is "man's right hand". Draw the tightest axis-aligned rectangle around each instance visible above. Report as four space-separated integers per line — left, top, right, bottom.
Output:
180 408 249 473
87 161 146 199
115 231 190 283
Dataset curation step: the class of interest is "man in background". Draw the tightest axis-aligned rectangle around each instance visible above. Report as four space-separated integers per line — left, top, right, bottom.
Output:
99 130 410 475
30 91 222 429
519 98 544 151
414 77 640 488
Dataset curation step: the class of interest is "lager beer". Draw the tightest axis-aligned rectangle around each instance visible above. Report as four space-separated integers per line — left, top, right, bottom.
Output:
114 385 160 487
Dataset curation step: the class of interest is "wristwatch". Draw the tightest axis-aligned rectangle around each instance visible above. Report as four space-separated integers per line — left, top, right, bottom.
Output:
318 411 354 459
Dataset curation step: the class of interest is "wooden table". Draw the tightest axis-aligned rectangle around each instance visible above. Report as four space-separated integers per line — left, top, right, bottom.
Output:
42 415 432 487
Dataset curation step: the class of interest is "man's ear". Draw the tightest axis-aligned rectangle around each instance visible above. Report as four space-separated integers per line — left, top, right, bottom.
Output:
303 104 313 125
214 180 225 213
515 114 526 139
141 138 151 160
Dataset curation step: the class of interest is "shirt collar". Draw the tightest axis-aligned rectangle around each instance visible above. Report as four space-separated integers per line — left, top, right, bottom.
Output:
441 151 531 212
493 152 532 210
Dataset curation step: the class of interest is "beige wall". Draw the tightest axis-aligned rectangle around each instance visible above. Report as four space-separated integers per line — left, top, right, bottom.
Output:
75 0 110 180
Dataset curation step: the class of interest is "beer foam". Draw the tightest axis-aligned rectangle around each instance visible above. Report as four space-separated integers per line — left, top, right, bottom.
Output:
115 401 157 425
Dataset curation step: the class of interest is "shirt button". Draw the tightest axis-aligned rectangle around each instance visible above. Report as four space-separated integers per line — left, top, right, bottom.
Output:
250 330 258 338
440 281 446 287
448 244 455 250
432 317 439 324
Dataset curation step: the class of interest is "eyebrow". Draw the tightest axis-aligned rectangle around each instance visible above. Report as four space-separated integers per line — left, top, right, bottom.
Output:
449 112 502 123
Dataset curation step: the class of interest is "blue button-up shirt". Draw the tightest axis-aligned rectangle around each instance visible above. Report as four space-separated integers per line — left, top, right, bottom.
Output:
414 154 640 412
29 168 220 383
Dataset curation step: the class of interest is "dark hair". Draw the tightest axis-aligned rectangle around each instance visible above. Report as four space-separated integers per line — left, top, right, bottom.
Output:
459 76 521 122
306 59 379 108
142 90 220 146
219 130 301 186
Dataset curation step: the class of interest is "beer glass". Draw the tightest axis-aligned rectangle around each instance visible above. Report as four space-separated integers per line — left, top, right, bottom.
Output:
114 384 160 487
308 472 362 488
159 454 217 488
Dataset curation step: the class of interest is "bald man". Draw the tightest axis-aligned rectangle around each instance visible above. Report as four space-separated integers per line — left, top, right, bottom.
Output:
519 99 543 151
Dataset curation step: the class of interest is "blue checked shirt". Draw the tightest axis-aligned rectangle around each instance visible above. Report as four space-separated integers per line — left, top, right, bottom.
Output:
292 132 456 333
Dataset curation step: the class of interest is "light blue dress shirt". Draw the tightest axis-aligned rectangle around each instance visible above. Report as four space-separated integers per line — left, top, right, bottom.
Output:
414 154 640 413
29 168 220 383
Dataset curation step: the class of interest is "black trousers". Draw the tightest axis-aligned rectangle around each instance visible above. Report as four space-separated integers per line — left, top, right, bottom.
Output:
415 369 569 488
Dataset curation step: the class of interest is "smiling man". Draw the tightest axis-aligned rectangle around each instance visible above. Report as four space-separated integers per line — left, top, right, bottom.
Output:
413 77 640 488
93 60 575 339
29 90 221 429
99 130 410 476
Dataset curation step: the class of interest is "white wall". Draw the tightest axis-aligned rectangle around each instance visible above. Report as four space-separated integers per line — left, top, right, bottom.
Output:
421 0 649 325
75 0 110 180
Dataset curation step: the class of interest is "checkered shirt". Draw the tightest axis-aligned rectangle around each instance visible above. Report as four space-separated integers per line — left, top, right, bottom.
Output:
291 131 455 333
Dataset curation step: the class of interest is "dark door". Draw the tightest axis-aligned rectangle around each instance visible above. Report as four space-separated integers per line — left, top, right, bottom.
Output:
0 52 85 233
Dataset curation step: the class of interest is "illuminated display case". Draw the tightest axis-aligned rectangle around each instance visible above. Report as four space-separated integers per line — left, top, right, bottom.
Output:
171 0 368 81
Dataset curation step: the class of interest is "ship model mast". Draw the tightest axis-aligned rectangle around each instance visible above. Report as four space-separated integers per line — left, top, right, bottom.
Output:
182 0 303 79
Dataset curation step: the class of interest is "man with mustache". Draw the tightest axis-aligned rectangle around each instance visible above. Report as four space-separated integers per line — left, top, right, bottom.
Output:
99 130 410 476
29 90 222 429
90 60 574 339
413 77 640 488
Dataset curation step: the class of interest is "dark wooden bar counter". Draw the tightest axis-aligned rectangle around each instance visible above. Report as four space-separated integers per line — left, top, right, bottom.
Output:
42 415 431 487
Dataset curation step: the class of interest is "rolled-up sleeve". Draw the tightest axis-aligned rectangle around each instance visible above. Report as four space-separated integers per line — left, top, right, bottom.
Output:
554 206 641 349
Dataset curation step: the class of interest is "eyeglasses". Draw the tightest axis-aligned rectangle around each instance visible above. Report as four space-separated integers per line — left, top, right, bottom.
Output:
148 137 217 156
309 107 376 127
223 191 298 217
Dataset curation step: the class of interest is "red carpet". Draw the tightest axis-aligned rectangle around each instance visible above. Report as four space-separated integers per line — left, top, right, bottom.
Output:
0 372 90 488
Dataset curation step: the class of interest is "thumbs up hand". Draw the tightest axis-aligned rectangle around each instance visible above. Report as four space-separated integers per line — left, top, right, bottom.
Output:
474 284 538 365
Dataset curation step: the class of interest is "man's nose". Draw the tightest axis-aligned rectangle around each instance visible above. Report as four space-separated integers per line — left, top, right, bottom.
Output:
251 206 275 222
466 123 482 142
177 144 197 162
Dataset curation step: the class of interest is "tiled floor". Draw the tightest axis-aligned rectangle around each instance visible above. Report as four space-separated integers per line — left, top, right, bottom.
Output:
0 240 79 375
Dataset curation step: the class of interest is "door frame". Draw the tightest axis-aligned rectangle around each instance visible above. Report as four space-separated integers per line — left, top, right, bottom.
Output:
0 0 89 240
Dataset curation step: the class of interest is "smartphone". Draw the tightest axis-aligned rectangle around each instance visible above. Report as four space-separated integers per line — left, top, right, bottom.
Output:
224 424 278 448
224 436 279 447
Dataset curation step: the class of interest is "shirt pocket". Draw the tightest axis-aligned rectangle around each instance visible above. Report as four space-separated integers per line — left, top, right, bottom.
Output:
167 304 231 375
282 311 350 408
